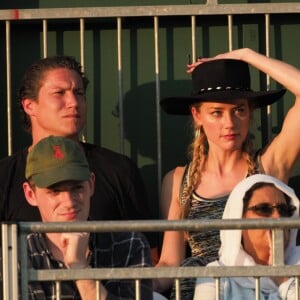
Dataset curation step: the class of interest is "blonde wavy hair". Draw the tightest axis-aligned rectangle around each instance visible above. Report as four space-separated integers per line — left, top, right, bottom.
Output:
180 103 256 219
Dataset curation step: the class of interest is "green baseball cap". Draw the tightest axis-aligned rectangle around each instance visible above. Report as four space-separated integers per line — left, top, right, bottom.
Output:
26 136 90 188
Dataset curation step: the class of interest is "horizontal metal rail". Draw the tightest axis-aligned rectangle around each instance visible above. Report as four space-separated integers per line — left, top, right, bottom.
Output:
28 265 300 281
18 218 300 233
2 219 298 300
0 3 300 21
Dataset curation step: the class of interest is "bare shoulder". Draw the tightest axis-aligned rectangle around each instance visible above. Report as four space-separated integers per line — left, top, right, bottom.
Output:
162 166 186 186
160 166 187 219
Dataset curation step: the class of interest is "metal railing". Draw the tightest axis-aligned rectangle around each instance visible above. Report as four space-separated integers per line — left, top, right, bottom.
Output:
2 218 300 299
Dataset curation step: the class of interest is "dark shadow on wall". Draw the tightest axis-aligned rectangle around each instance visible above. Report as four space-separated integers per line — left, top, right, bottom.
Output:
0 23 42 158
10 24 42 150
289 176 300 201
122 80 192 217
0 25 7 158
0 1 38 8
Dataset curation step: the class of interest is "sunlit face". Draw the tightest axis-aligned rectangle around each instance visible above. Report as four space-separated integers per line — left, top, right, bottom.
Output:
191 99 251 152
242 185 290 264
23 68 87 140
23 174 95 223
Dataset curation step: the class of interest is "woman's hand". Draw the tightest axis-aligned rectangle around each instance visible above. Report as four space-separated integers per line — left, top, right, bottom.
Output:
186 57 211 74
186 48 251 74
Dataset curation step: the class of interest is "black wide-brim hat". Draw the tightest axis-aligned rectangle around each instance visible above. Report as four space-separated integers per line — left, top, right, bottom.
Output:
160 59 286 115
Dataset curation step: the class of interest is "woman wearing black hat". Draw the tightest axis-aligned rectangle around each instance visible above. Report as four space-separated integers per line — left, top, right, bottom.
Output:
155 48 300 299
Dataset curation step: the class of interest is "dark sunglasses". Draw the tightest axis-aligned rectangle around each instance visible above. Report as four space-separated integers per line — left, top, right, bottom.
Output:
245 203 296 217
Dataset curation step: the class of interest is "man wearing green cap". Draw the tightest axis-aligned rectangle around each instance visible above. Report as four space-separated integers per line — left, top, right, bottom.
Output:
23 135 153 299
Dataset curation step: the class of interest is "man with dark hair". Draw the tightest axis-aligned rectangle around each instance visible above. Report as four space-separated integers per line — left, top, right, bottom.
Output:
23 135 153 299
0 55 158 261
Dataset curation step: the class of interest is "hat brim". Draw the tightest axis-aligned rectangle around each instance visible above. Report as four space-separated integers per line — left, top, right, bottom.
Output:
31 164 91 188
160 89 286 115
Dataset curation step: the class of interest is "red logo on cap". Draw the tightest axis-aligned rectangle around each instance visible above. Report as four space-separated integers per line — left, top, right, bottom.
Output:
53 145 64 159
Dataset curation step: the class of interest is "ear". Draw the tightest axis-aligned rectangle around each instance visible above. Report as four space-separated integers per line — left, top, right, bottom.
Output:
23 182 38 207
22 98 36 117
191 106 202 127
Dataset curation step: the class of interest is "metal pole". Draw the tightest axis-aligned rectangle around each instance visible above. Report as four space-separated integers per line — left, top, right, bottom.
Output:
42 19 48 58
265 14 272 141
80 17 87 142
191 15 196 61
154 16 162 204
6 20 12 155
228 15 233 51
117 17 124 154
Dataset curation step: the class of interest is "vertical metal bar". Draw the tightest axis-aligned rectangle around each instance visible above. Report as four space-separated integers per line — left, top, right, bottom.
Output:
215 277 220 300
42 19 48 58
80 18 85 71
191 15 196 61
135 279 141 300
6 20 12 155
265 14 272 141
295 277 299 300
96 280 101 300
20 230 29 300
175 278 180 300
255 277 260 300
117 17 124 154
227 15 233 51
80 18 87 142
11 224 18 300
56 281 61 299
154 16 162 205
272 229 284 265
207 0 218 4
2 224 9 299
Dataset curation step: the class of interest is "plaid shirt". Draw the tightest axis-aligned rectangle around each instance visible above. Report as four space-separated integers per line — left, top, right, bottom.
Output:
26 231 153 300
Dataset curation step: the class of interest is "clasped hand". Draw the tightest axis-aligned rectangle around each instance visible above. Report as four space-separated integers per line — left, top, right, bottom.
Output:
60 232 90 269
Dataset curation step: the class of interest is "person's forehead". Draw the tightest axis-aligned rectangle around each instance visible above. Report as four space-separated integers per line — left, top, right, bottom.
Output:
249 185 286 204
200 98 249 108
41 68 83 86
